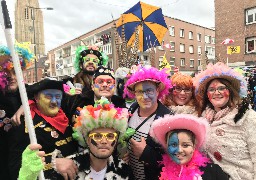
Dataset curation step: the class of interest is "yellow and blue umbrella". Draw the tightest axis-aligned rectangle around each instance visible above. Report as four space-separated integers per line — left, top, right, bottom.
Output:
116 1 168 52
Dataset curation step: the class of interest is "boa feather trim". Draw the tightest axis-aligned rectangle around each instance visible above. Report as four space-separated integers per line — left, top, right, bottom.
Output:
159 150 210 180
123 67 172 99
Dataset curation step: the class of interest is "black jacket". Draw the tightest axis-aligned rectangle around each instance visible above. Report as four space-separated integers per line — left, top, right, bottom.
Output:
128 101 173 180
201 163 230 180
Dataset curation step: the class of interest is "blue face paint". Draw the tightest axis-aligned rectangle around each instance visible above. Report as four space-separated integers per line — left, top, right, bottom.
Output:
167 133 180 164
141 83 157 103
41 89 62 108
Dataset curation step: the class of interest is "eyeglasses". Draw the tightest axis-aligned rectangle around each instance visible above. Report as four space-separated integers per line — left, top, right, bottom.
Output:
94 78 115 86
88 132 117 141
83 57 99 64
134 88 155 96
207 86 228 94
173 86 192 94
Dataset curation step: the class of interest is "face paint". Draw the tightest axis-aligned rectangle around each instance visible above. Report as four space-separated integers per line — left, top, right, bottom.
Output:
93 75 115 99
135 81 159 110
82 54 99 72
36 89 62 117
167 133 180 164
91 138 98 147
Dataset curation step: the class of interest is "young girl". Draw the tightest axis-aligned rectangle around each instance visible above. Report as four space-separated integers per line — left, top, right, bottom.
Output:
150 114 229 179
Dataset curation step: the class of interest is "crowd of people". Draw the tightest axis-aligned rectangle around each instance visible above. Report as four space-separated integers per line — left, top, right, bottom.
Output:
1 43 256 180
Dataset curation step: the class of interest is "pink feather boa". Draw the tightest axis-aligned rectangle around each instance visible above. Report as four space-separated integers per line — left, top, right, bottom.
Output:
159 150 210 180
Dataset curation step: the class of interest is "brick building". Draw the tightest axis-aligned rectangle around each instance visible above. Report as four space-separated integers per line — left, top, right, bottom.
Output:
47 16 215 79
215 0 256 66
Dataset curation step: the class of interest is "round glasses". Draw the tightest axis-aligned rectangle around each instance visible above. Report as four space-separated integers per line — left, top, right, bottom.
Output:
173 86 192 94
207 86 228 94
88 132 117 141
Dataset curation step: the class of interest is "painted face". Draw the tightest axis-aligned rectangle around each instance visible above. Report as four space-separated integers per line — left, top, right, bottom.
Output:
167 132 195 165
172 86 193 105
207 79 230 112
5 69 18 92
36 89 62 117
82 54 99 72
87 127 117 159
92 75 115 100
134 81 159 110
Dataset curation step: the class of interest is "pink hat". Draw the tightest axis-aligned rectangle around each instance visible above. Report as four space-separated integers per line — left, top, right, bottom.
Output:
150 114 209 150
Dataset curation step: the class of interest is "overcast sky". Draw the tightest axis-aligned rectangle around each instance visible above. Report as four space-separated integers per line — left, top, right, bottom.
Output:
0 0 214 54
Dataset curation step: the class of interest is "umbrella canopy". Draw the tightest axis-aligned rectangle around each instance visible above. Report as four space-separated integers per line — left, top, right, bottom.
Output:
116 1 168 52
221 38 234 45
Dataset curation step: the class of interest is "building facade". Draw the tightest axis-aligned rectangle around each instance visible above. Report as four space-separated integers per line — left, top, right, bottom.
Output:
47 16 215 79
15 0 46 83
215 0 256 67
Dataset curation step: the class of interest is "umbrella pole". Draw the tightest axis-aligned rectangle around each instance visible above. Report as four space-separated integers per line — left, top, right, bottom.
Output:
1 1 45 179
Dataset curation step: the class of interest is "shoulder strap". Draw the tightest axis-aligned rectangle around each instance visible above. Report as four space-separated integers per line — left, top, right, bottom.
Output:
135 110 156 131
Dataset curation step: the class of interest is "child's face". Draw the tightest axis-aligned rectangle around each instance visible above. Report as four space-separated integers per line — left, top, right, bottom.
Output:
167 132 195 165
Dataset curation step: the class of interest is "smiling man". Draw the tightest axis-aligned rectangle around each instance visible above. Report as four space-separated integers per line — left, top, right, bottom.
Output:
124 67 173 180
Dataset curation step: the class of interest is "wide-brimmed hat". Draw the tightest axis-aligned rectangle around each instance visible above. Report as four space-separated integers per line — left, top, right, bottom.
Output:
193 62 247 98
74 45 108 72
123 67 171 99
26 78 64 97
72 97 129 147
150 114 209 150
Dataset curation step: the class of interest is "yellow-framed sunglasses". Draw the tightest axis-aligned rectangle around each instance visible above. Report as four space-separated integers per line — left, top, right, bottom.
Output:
88 132 117 141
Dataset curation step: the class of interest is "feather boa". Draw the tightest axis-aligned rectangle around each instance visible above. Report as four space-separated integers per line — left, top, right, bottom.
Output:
159 150 210 180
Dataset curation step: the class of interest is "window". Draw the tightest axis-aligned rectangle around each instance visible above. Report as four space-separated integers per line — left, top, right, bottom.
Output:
198 59 201 66
205 35 211 43
246 37 256 53
211 37 215 44
170 57 175 66
180 44 185 53
169 26 175 36
189 31 193 39
246 7 256 25
143 56 148 61
180 29 185 38
180 58 185 66
205 46 215 56
25 8 29 19
190 59 194 67
189 45 194 54
198 46 202 54
197 33 201 42
170 41 175 51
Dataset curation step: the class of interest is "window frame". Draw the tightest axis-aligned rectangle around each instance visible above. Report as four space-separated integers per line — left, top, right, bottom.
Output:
245 7 256 25
245 37 256 54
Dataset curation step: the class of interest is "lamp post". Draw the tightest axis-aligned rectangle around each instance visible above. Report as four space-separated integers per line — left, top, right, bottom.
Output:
27 6 53 82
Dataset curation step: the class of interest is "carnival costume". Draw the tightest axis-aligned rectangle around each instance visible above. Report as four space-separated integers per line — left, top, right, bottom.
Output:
124 67 173 180
193 62 256 180
150 114 229 180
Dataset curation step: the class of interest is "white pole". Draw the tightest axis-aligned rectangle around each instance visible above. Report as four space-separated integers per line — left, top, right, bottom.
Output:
1 1 45 179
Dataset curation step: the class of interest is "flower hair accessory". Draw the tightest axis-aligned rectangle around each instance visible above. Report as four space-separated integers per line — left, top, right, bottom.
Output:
123 67 172 99
193 62 247 98
72 97 129 147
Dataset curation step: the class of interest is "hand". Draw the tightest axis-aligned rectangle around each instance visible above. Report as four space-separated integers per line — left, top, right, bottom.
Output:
29 144 45 164
55 158 78 180
65 88 82 96
122 152 130 164
11 105 24 126
130 137 147 158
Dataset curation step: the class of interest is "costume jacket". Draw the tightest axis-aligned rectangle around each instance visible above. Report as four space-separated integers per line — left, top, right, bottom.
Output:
68 149 134 180
128 100 173 180
204 108 256 180
8 101 78 180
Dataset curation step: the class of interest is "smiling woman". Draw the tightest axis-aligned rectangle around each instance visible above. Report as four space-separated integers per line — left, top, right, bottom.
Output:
194 62 256 180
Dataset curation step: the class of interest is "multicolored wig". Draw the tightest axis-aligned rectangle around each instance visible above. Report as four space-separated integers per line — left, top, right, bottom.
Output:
74 45 108 73
123 67 172 99
72 97 129 147
0 42 34 72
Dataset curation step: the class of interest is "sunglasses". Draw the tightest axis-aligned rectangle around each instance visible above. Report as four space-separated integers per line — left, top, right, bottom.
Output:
88 132 117 141
94 78 115 86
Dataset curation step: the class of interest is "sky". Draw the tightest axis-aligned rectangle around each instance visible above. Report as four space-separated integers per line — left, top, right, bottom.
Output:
0 0 215 54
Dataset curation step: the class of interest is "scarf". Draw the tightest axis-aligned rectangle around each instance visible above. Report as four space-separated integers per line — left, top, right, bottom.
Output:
29 100 68 134
159 150 210 180
203 106 231 123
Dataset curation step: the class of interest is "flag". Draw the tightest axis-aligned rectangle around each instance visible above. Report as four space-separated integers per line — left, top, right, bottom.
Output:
163 43 174 49
221 38 234 45
159 53 171 70
227 46 240 54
